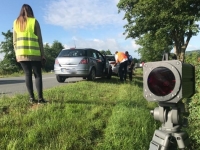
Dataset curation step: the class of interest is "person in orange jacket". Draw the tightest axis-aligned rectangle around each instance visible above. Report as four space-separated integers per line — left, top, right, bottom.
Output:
114 51 128 81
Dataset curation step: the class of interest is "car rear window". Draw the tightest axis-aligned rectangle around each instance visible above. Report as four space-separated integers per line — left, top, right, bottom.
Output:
58 49 87 57
106 56 115 61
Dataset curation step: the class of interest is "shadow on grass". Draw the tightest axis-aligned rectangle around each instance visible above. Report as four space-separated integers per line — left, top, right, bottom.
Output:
51 98 148 110
133 75 143 88
93 75 143 88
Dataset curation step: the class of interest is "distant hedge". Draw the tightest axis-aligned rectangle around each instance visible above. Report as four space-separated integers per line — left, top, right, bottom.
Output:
186 52 200 149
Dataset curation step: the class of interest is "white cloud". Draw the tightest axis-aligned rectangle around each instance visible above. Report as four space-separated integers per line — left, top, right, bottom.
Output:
44 0 125 29
186 44 200 51
68 37 120 54
131 41 141 50
60 37 139 58
187 33 200 51
43 0 140 58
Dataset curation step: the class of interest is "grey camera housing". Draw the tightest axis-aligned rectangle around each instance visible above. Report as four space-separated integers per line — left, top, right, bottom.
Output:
143 60 195 103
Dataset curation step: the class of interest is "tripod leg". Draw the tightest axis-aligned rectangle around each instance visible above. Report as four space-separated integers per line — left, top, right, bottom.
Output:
149 130 170 150
173 132 189 149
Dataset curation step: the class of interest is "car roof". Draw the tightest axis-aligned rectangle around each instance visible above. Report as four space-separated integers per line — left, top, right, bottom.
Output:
62 48 97 51
106 55 115 56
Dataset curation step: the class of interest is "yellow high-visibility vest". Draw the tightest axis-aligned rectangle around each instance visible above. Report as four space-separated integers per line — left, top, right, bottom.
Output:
14 18 41 56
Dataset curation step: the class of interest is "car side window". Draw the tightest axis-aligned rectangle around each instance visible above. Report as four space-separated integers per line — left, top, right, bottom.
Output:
97 52 105 62
92 51 99 59
87 50 93 57
111 56 115 61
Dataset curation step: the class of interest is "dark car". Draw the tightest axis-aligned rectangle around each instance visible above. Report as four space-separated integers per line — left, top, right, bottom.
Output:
54 48 112 82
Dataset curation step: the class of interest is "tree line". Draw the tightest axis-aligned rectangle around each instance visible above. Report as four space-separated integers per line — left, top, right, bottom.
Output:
0 30 64 74
0 30 139 75
117 0 200 62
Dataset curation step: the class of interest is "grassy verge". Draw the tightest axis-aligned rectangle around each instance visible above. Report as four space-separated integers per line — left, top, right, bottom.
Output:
0 74 159 150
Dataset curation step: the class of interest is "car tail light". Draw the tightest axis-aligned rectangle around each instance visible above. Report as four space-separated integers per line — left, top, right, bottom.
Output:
79 58 88 64
109 62 116 64
55 58 59 64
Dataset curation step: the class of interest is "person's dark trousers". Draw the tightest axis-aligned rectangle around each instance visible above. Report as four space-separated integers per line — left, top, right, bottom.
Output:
20 61 43 99
128 67 133 81
119 61 128 81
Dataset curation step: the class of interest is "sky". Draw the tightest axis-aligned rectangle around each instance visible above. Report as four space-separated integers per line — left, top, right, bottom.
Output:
0 0 200 60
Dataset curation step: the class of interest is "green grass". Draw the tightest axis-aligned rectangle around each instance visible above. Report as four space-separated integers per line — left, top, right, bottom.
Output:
0 75 159 150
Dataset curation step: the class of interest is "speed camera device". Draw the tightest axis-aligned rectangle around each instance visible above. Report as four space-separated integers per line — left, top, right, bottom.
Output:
143 59 195 149
143 60 195 103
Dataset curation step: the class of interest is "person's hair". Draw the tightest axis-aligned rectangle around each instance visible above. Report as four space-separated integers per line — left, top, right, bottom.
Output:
115 51 118 54
15 4 34 31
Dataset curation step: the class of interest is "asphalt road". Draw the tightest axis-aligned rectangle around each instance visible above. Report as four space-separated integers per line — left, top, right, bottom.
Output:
0 73 83 96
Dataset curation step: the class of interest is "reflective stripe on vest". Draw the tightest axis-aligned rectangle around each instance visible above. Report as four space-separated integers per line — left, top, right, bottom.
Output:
14 18 41 56
117 52 127 63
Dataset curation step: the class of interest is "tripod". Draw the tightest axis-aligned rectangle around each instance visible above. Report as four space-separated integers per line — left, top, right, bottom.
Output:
149 102 189 150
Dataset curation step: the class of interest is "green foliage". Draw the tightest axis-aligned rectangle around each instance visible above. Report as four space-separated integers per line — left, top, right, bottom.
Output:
185 52 200 149
136 33 173 62
133 57 139 63
185 50 200 56
99 49 112 55
43 41 64 71
0 30 21 75
117 0 200 61
0 30 64 73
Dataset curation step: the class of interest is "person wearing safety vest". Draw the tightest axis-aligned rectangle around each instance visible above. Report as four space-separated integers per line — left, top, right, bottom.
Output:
13 4 47 104
114 51 128 81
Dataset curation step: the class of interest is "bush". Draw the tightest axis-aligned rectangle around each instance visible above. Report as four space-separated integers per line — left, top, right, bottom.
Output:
186 53 200 149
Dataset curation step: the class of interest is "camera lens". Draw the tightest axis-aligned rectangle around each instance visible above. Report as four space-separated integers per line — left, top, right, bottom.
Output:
147 67 176 96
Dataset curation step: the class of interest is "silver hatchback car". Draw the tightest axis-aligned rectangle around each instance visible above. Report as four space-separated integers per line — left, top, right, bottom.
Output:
54 48 112 82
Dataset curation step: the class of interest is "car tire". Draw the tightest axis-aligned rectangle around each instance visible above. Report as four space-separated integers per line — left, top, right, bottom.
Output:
56 75 66 83
87 68 96 81
107 68 112 79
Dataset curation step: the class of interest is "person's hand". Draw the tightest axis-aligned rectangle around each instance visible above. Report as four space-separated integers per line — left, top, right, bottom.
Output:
41 56 46 67
42 56 46 60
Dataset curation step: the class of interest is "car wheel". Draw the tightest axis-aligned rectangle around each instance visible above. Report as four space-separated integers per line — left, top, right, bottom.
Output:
56 75 66 83
87 68 96 81
107 68 112 79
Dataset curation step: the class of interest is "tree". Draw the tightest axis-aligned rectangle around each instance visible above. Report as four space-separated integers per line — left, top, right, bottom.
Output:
43 41 64 71
105 49 112 55
136 32 173 62
117 0 200 62
99 49 112 55
0 30 21 74
0 30 65 73
50 40 64 58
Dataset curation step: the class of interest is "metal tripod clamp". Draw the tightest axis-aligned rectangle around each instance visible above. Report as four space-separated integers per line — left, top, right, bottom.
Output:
149 102 189 150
